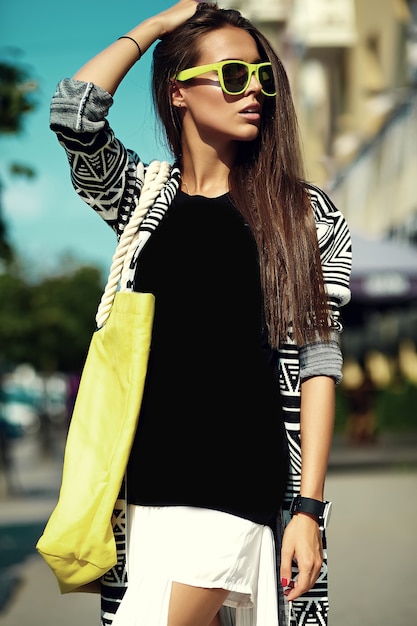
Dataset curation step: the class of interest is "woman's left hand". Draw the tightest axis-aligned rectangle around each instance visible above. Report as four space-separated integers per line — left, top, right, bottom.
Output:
279 513 323 601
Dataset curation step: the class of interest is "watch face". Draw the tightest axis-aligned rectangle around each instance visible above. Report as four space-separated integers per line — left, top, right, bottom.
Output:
321 501 332 529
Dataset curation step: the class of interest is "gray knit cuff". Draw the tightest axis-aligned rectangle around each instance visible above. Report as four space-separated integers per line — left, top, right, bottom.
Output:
299 337 343 385
50 78 113 133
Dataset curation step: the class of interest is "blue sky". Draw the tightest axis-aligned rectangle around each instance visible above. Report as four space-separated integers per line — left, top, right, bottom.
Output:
0 0 175 280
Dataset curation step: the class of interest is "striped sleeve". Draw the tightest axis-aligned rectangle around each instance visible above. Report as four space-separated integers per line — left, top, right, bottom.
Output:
50 78 143 239
306 183 352 333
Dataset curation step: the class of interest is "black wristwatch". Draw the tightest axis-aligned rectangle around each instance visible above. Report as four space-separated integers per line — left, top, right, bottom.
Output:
290 495 332 530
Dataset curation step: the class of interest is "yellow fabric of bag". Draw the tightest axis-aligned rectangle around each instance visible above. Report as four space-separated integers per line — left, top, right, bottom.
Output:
36 291 154 593
36 160 171 594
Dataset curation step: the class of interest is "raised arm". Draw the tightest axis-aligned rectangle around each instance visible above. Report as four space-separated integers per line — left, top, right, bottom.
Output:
73 0 200 95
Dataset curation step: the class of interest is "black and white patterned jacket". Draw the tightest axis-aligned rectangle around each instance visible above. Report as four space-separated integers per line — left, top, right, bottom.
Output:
50 79 352 626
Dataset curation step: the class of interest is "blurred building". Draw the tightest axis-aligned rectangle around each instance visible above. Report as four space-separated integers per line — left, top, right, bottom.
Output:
219 1 417 421
218 0 417 238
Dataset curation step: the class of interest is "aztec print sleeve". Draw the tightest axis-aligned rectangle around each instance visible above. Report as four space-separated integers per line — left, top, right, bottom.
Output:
307 182 352 330
298 184 352 384
50 78 142 238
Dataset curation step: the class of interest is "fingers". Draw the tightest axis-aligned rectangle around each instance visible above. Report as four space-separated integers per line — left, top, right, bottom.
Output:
284 570 318 601
280 516 324 601
157 1 200 37
281 550 323 601
279 558 293 597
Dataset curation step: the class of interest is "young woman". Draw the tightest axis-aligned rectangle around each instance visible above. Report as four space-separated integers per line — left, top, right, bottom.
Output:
50 2 351 625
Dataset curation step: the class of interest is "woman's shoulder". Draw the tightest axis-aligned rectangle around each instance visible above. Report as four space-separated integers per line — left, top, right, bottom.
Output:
303 182 340 219
304 182 350 238
303 183 352 274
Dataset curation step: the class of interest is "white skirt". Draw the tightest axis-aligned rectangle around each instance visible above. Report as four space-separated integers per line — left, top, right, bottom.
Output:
111 505 279 626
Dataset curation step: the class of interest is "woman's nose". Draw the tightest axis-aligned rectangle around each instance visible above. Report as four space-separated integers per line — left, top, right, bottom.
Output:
246 71 262 94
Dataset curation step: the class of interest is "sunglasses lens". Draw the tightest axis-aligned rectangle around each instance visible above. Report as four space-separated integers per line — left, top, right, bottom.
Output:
259 65 275 95
221 62 275 95
222 62 250 94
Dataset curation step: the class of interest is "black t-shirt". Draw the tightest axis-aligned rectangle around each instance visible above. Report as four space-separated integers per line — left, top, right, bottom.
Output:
127 191 288 528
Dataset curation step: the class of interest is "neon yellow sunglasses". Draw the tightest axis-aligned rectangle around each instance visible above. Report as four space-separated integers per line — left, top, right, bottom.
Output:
175 60 276 96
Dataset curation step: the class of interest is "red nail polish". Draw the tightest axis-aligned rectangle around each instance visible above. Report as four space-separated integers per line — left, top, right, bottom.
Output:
281 578 288 587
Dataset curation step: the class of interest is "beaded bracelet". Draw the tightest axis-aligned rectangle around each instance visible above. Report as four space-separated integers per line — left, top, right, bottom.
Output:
117 36 142 60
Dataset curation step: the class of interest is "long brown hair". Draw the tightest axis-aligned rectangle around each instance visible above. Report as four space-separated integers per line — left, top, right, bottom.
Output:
152 2 330 349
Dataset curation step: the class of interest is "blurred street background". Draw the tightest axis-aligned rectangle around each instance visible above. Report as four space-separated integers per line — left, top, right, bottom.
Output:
1 0 417 625
0 427 416 626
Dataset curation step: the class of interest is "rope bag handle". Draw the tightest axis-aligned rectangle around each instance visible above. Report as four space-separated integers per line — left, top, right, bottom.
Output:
95 160 171 328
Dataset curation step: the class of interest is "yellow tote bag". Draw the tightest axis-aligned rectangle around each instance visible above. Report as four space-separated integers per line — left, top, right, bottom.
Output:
36 161 171 594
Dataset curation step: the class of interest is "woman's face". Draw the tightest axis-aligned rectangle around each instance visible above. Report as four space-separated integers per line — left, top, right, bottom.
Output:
174 26 266 150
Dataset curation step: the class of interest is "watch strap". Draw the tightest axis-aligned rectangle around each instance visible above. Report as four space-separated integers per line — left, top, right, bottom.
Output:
290 495 332 529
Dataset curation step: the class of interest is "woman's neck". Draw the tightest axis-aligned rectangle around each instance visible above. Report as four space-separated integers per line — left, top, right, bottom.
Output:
179 148 233 198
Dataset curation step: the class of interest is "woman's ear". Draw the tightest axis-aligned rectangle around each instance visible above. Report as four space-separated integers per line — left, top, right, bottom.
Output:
170 80 185 109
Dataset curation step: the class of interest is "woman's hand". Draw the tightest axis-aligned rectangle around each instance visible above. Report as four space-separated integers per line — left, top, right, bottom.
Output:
154 0 201 39
280 513 323 601
73 1 200 94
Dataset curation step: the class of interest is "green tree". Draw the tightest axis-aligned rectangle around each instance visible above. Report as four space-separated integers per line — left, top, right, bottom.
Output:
30 266 104 373
0 59 106 376
0 61 37 133
0 269 32 363
0 177 13 263
0 59 38 265
0 264 104 373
